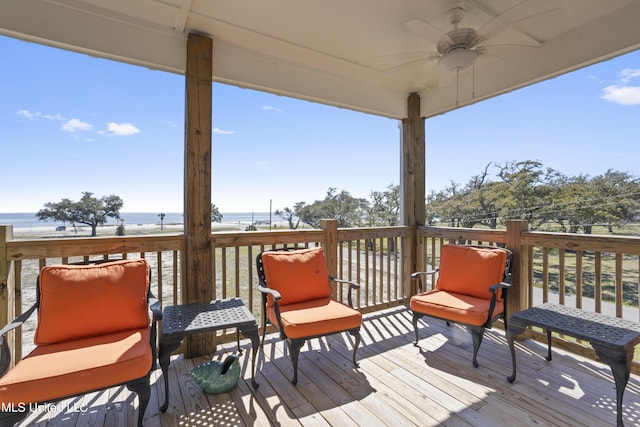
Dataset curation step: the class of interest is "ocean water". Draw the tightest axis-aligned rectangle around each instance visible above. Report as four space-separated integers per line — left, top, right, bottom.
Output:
0 212 272 229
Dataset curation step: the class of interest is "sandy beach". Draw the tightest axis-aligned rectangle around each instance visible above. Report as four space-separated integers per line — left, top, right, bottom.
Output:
10 220 287 239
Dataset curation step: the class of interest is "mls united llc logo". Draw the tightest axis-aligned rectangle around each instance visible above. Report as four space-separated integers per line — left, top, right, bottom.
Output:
1 402 88 413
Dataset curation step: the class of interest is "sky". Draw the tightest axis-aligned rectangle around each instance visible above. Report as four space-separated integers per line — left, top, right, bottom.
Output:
1 34 639 214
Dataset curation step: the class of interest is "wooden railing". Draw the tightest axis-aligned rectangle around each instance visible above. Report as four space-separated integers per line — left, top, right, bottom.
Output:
417 222 640 373
2 220 639 372
1 230 186 362
0 222 408 363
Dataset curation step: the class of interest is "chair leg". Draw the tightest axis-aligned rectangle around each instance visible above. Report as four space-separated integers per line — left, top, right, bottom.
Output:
287 338 305 385
260 312 268 349
260 323 267 349
468 326 486 368
349 328 361 366
412 312 423 345
127 374 151 427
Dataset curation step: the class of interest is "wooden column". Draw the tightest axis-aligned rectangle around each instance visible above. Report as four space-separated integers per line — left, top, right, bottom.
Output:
184 33 214 357
400 93 425 297
320 219 338 298
0 225 16 366
506 219 529 316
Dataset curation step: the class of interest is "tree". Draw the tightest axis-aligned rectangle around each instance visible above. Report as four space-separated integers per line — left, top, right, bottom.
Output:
425 160 640 234
366 184 400 226
211 204 223 223
552 170 640 233
495 160 560 229
296 188 368 228
36 192 123 237
275 202 305 230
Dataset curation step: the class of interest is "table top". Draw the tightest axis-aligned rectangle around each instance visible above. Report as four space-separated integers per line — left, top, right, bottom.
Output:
161 297 257 338
509 303 640 350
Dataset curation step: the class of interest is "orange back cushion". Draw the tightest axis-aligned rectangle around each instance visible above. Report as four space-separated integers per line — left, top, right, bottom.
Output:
34 259 150 345
261 247 331 306
435 245 507 300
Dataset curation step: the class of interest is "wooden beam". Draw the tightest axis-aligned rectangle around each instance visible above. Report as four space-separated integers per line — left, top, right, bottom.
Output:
320 219 338 299
506 219 529 315
184 33 214 357
400 93 425 297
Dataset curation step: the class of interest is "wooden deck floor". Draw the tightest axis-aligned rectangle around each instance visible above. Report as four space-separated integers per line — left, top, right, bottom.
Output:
19 306 640 427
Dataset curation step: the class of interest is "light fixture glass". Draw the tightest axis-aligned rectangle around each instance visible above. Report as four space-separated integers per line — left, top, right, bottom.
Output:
438 47 477 72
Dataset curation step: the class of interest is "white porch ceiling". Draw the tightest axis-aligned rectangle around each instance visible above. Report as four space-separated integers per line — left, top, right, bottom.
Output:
2 0 640 119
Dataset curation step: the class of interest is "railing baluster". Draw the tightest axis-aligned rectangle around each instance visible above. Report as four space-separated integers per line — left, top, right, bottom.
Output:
559 249 566 305
576 249 583 309
616 253 623 317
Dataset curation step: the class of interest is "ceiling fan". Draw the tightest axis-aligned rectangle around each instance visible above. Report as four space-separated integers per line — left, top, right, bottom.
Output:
389 1 560 80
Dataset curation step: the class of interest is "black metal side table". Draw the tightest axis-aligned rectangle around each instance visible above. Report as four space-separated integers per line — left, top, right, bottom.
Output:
506 303 640 427
159 297 260 412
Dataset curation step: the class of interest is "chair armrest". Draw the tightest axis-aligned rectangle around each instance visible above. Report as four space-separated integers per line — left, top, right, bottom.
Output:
486 282 511 327
329 276 360 289
329 275 360 308
257 284 286 337
0 302 38 377
148 294 162 321
489 282 511 293
257 284 281 302
410 268 439 293
0 302 38 341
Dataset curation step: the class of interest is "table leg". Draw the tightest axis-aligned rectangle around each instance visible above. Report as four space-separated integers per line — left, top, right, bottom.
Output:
545 329 552 361
592 344 633 427
159 338 183 412
506 323 526 383
240 325 260 389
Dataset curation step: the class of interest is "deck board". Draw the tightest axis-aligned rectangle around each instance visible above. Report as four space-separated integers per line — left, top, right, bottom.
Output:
17 305 640 427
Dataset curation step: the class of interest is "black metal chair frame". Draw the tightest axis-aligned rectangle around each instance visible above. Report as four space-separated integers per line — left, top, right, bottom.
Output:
410 245 513 367
0 259 161 427
256 247 362 384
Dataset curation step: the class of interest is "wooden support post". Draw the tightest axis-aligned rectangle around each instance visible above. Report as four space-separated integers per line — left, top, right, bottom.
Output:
400 93 425 298
320 219 338 299
506 220 529 316
0 225 15 366
184 33 214 357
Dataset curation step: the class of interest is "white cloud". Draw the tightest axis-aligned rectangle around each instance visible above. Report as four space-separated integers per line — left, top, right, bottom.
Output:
43 113 65 121
162 119 178 128
599 68 640 106
262 105 283 113
17 109 40 119
213 127 234 135
600 85 640 106
104 122 140 136
62 118 93 132
619 68 640 83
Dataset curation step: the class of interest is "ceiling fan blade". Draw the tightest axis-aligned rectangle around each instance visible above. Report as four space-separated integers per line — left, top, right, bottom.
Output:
479 41 541 52
477 1 562 44
380 52 440 73
405 19 452 44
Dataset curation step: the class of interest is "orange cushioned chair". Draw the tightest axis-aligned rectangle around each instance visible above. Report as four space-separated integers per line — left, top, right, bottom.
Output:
0 259 161 427
410 244 512 367
256 247 362 384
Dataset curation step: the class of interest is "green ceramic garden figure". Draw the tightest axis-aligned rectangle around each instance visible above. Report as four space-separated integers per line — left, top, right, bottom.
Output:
190 353 241 394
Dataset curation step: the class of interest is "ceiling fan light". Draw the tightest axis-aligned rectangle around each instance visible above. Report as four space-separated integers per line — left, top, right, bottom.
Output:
438 48 478 72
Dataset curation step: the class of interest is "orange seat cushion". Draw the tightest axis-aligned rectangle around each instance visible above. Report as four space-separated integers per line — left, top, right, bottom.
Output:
267 297 362 339
35 259 150 345
410 289 504 326
261 247 331 306
436 245 507 300
0 328 152 405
